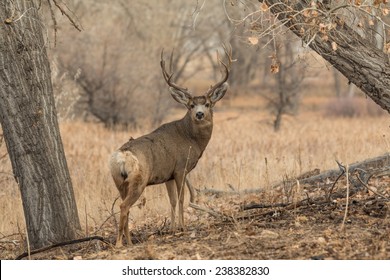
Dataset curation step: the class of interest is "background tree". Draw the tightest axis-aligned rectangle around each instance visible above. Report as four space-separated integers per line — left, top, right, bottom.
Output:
0 0 81 249
263 36 307 131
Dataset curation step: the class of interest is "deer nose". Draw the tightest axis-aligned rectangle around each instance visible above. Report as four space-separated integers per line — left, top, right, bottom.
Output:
196 111 204 120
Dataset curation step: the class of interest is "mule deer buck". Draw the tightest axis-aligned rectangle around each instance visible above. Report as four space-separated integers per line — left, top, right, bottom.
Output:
110 47 232 247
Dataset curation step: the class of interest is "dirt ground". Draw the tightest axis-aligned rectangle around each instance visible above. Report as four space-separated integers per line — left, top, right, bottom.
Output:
2 173 389 260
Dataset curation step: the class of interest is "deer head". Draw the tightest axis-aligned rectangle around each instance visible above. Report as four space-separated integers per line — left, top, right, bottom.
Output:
160 47 232 125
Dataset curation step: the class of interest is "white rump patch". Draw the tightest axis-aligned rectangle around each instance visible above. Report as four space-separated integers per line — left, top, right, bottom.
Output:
109 150 139 186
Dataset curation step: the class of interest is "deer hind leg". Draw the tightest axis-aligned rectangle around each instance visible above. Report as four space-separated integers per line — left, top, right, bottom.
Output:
110 150 144 247
165 180 177 231
124 211 131 246
174 172 186 230
116 177 145 247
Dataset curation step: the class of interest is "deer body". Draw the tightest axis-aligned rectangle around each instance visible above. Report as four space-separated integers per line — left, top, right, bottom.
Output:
111 109 212 187
110 49 231 247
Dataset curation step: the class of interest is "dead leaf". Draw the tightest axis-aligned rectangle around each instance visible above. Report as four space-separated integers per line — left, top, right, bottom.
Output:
270 63 280 74
385 42 390 53
303 9 311 18
248 37 259 45
331 41 338 51
260 2 269 11
319 23 326 33
296 216 309 223
317 237 326 244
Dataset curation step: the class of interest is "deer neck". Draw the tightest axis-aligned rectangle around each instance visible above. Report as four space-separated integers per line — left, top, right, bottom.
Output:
178 111 213 152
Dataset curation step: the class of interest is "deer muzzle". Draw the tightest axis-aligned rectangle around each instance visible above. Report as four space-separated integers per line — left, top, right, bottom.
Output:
196 111 205 120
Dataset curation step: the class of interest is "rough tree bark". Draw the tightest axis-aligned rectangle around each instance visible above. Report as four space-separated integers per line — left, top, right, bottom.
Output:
261 0 390 113
0 0 81 249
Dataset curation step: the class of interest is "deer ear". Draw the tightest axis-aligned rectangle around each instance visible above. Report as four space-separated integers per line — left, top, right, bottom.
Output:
210 82 228 104
169 87 191 106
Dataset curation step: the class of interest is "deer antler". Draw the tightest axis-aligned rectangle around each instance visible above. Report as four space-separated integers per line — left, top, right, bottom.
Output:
206 44 233 96
160 49 192 98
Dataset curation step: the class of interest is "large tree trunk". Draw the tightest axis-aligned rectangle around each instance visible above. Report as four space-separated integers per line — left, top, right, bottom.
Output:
262 0 390 113
0 0 81 249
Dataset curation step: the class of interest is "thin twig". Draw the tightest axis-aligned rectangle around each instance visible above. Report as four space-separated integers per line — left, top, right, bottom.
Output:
0 240 19 245
189 202 233 222
6 7 34 24
180 146 192 200
51 0 82 31
91 212 117 236
191 0 206 30
84 202 88 236
0 232 19 240
341 164 350 231
111 196 120 231
47 0 58 46
25 227 31 260
242 202 290 210
0 151 8 160
327 170 345 201
356 174 389 201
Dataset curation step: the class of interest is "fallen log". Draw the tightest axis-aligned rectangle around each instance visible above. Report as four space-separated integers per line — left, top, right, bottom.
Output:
299 153 389 185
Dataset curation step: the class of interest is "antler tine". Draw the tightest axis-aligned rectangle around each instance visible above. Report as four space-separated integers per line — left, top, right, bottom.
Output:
160 49 172 83
160 49 191 96
207 44 232 96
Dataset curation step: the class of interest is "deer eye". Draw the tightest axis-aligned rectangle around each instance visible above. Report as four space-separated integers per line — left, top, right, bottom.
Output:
205 103 210 108
190 104 195 109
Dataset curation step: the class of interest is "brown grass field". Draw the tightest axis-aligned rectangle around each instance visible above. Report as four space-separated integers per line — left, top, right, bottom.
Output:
0 96 389 259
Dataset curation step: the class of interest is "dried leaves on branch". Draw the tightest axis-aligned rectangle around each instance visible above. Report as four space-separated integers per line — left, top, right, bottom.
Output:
231 0 390 51
225 0 390 113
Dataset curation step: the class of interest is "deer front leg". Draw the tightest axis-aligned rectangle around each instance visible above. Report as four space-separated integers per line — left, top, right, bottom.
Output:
165 180 177 231
174 172 186 230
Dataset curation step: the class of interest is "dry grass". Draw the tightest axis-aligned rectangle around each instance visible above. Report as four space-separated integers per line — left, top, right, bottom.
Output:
0 97 389 245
